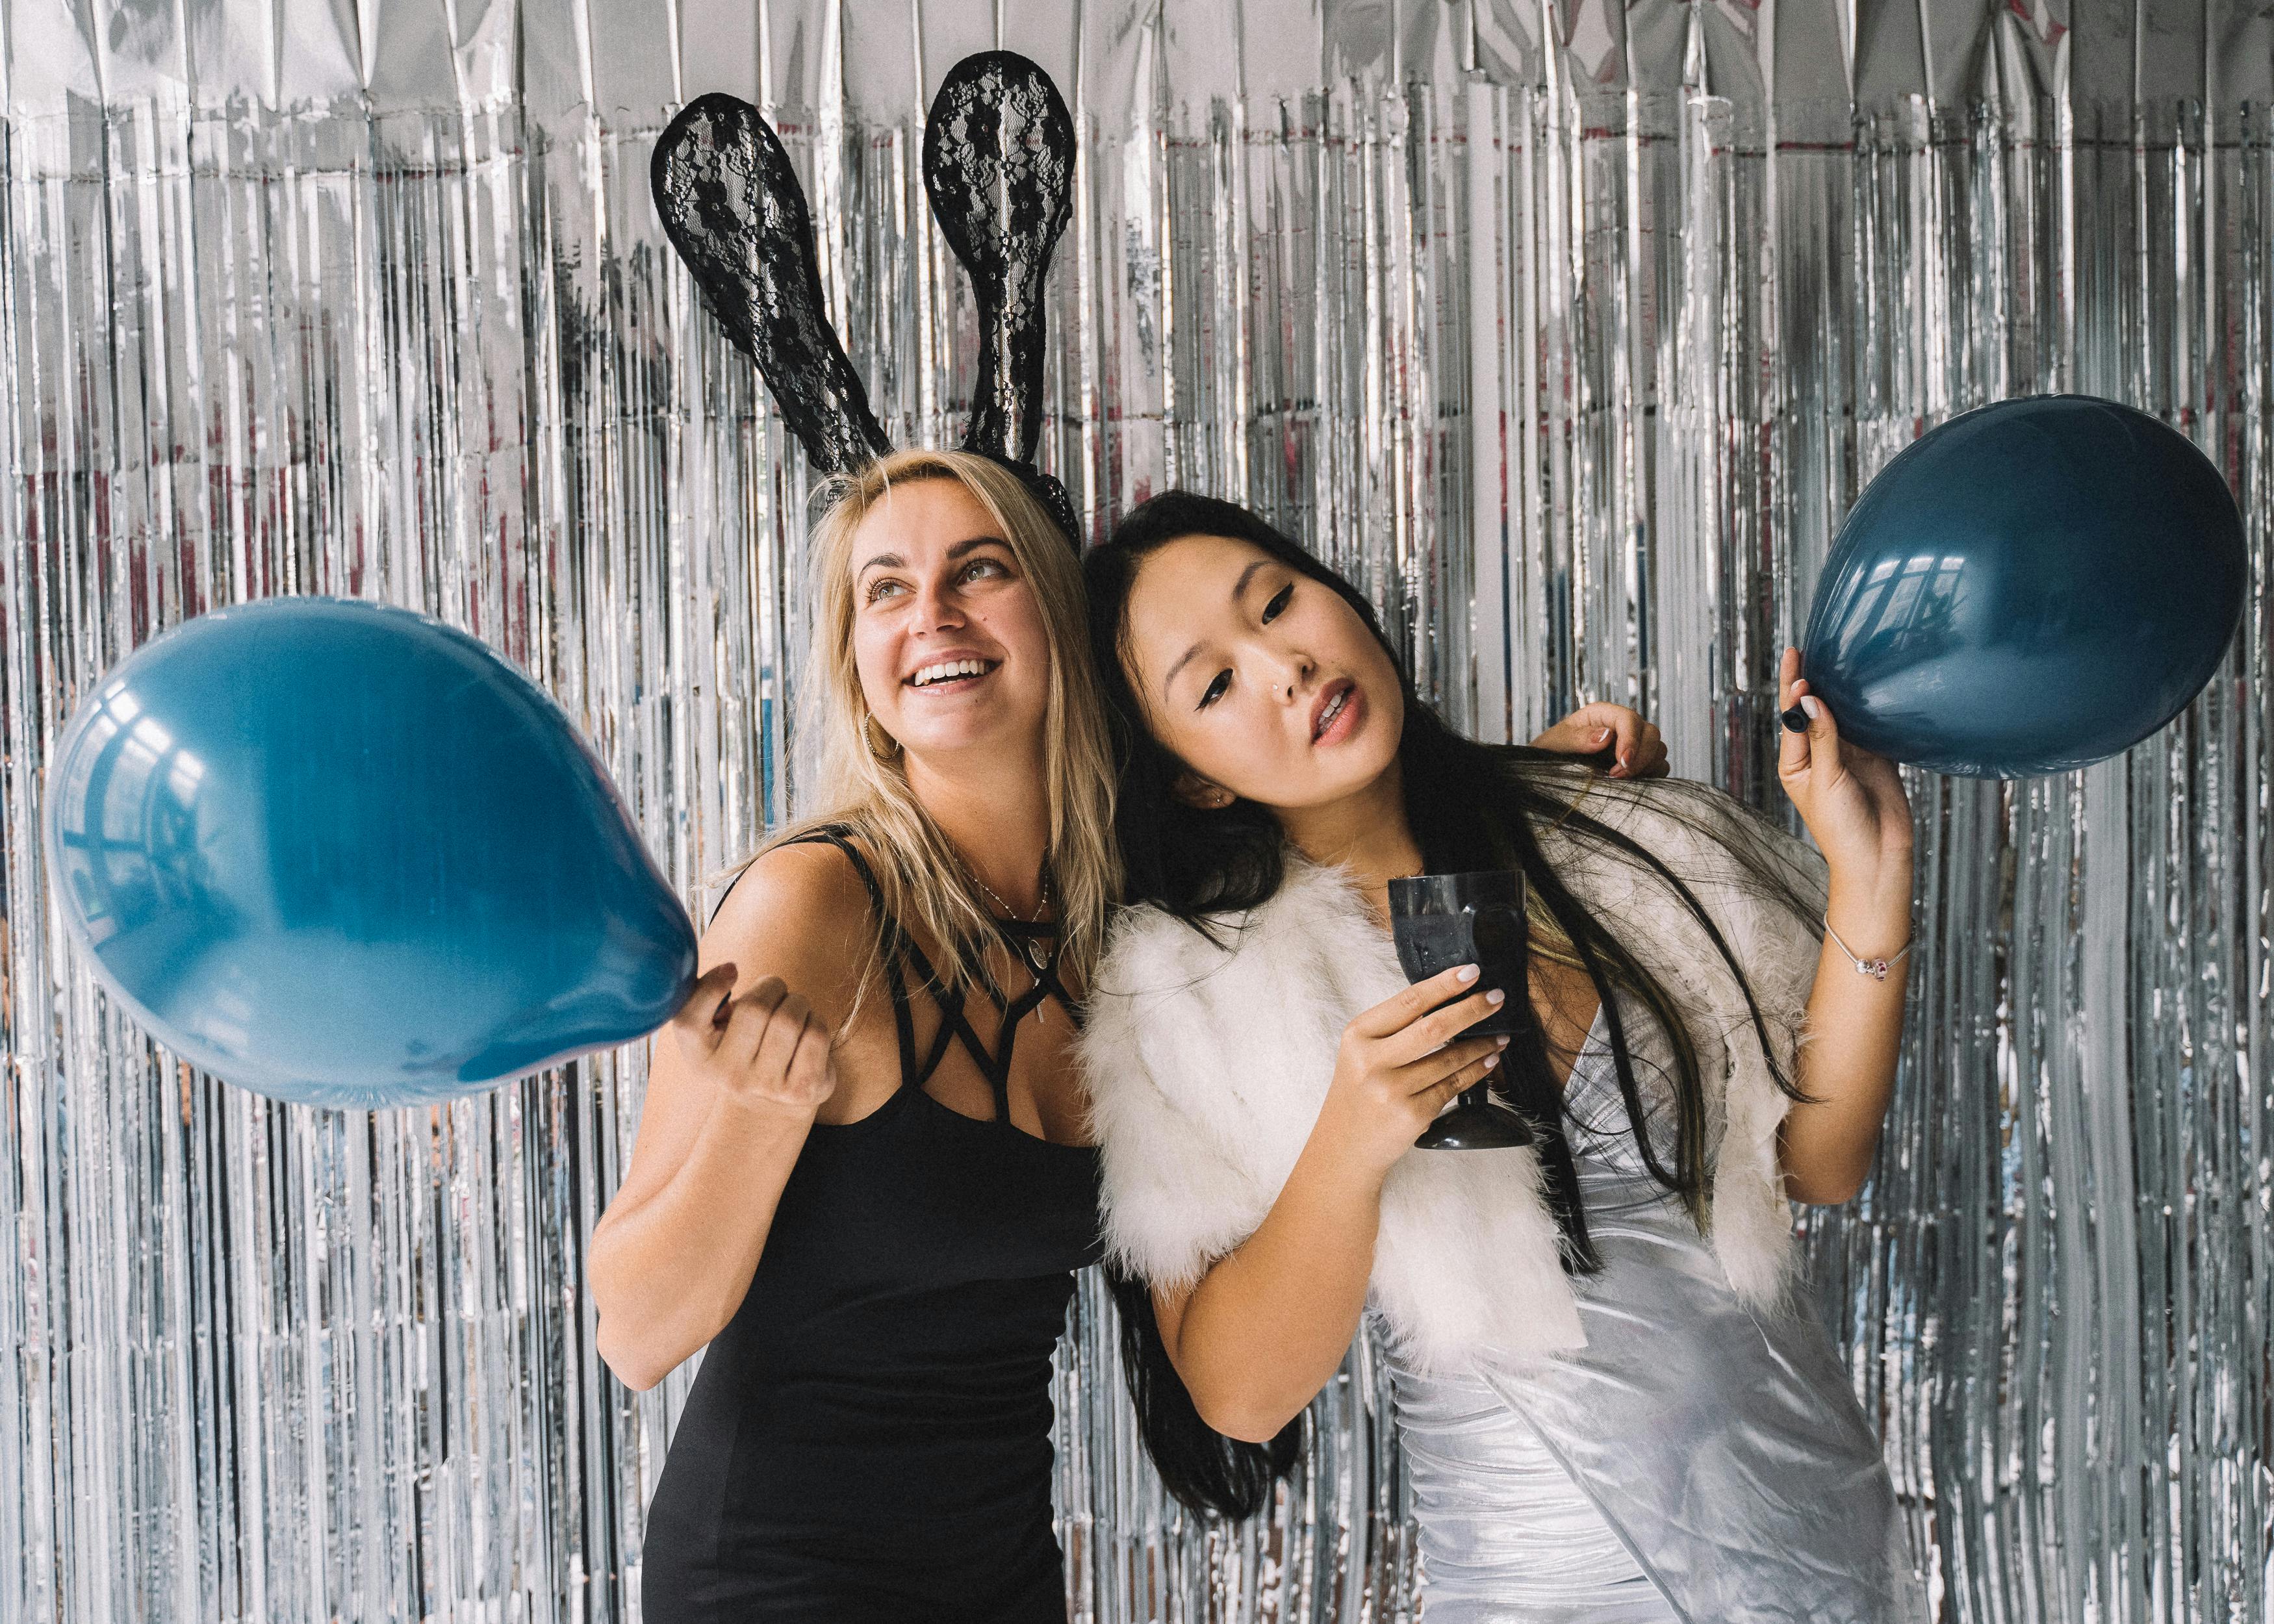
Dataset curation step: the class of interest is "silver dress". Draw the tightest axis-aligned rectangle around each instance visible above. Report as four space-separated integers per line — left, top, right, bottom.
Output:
1390 1006 1924 1623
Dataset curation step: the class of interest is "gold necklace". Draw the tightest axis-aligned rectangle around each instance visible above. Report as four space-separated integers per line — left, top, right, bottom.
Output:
969 868 1054 1016
969 869 1034 922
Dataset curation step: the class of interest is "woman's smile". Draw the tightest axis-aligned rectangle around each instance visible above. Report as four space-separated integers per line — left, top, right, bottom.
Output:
904 653 1003 694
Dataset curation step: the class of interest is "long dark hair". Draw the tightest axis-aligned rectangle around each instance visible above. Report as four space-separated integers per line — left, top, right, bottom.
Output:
1084 491 1821 1518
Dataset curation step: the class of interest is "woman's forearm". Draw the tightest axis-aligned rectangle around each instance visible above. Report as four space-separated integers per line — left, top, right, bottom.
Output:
1782 861 1913 1204
1167 1109 1386 1441
589 1094 813 1389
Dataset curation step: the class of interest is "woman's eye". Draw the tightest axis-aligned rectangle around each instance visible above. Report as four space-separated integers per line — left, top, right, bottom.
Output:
865 579 906 604
1198 670 1231 709
961 557 1009 583
1262 583 1293 623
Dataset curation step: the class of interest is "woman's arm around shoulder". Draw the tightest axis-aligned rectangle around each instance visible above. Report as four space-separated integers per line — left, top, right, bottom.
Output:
587 840 868 1391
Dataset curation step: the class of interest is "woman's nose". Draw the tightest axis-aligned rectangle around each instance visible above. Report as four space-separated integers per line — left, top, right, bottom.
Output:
1261 645 1312 702
909 576 967 630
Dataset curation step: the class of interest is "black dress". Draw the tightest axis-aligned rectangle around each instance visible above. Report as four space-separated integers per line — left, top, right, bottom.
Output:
638 832 1103 1623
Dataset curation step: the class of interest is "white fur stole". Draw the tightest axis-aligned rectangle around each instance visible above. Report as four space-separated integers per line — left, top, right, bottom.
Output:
1077 775 1830 1373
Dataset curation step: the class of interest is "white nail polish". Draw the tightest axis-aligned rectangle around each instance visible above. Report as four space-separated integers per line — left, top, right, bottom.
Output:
1485 989 1507 1006
1800 696 1822 720
1456 965 1480 983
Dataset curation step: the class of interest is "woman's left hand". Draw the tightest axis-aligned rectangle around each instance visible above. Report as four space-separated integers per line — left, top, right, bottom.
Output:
1776 647 1913 887
1529 702 1668 780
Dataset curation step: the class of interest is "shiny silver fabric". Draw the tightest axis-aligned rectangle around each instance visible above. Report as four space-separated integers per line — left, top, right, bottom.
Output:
3 0 2271 1621
1394 1368 1673 1622
1390 1008 1923 1623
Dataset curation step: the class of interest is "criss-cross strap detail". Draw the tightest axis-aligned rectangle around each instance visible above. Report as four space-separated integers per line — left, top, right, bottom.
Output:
781 828 1078 1121
882 900 1080 1122
995 918 1080 1022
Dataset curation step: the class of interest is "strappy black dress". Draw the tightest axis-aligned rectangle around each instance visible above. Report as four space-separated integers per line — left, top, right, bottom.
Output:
637 831 1103 1623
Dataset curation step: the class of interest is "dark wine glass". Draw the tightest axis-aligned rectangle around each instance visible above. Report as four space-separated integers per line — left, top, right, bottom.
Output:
1388 870 1535 1150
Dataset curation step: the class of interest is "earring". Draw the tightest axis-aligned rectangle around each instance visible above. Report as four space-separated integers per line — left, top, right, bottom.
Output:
865 716 902 759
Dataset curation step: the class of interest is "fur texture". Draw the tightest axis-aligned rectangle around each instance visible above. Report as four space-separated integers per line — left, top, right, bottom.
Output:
1077 775 1829 1373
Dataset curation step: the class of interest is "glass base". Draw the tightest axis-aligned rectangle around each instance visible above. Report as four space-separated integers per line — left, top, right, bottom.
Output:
1414 1086 1535 1150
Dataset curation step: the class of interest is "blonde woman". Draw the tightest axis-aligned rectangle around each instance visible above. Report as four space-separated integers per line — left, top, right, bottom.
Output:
586 450 1113 1624
587 450 1664 1622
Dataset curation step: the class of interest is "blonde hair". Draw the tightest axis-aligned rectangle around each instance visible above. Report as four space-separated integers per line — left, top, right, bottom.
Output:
753 448 1120 1017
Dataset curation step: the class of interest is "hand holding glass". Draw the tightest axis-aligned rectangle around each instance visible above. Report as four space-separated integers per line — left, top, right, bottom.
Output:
1388 870 1535 1149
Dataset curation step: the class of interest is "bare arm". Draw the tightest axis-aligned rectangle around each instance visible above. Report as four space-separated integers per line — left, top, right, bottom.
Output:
587 844 860 1391
1772 647 1917 1205
1152 967 1509 1442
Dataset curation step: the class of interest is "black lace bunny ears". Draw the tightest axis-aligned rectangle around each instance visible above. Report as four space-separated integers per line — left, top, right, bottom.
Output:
651 53 1081 546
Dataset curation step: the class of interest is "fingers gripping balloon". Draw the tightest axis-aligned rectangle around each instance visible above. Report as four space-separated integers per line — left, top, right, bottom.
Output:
650 51 1083 544
44 599 699 1109
1798 395 2247 778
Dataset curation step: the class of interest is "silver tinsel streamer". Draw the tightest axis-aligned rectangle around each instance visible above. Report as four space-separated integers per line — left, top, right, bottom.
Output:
1 1 2268 1621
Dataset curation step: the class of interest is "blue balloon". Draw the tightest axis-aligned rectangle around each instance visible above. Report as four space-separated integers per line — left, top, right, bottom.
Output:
44 597 698 1108
1800 395 2247 778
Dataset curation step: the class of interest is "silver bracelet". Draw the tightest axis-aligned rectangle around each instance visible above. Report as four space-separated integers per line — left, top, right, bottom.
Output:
1824 919 1911 981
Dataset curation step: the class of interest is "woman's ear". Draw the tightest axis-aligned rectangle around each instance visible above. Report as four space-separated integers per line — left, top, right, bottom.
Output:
1172 772 1235 810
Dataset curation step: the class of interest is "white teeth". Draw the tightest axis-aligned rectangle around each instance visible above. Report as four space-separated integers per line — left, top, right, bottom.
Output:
1315 688 1349 737
910 658 992 688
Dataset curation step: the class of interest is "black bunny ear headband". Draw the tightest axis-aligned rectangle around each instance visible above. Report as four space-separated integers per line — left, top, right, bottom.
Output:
651 52 1082 548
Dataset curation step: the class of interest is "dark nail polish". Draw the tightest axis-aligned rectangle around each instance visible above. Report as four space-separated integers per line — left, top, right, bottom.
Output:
1780 705 1810 733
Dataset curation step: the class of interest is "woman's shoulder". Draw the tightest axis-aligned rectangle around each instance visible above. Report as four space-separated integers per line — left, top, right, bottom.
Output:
1093 859 1364 987
1089 898 1229 998
1522 758 1751 830
1533 769 1823 885
704 833 878 978
1635 776 1827 892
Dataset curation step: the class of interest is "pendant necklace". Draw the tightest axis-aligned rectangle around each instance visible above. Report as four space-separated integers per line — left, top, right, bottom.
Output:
969 868 1054 1019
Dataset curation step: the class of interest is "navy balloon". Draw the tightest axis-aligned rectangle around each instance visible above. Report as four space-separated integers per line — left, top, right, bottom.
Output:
44 598 699 1108
1800 395 2246 777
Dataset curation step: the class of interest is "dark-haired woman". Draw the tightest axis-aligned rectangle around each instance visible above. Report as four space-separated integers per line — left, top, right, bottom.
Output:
1077 493 1926 1621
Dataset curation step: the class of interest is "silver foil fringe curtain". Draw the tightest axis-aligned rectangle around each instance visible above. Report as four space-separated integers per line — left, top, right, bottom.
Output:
4 1 2271 1620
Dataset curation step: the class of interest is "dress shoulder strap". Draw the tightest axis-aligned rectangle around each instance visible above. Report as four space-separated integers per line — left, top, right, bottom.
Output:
763 826 926 1095
720 828 1080 1123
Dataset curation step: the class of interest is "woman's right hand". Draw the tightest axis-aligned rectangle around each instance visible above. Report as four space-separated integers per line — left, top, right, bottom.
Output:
667 962 840 1121
1317 965 1511 1176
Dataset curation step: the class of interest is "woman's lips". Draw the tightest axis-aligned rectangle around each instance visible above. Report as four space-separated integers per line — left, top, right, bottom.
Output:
1312 679 1363 745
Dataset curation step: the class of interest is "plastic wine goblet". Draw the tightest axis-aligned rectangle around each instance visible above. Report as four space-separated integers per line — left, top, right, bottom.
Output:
1388 870 1535 1150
